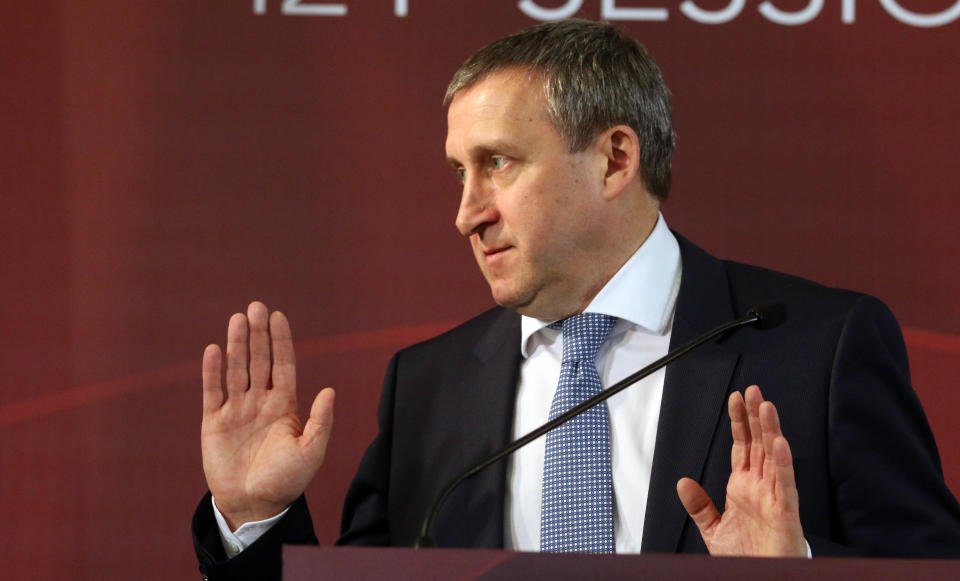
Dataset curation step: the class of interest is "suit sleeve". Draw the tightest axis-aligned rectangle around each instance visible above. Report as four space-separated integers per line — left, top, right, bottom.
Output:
191 493 319 581
823 295 960 557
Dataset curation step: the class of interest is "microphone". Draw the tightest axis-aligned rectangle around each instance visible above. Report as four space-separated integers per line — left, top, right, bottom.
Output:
413 302 787 548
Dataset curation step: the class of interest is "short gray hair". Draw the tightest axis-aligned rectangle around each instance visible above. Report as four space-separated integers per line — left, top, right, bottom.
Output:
445 19 676 200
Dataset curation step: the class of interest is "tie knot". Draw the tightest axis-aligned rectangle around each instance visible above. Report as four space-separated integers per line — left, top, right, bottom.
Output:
557 313 616 364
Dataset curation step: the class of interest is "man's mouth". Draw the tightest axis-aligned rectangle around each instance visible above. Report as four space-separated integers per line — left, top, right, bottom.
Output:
483 246 510 257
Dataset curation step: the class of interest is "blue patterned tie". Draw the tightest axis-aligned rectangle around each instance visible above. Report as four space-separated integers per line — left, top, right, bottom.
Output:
540 313 617 553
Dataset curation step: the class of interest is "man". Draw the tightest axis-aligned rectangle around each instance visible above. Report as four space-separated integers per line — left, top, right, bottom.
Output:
192 19 960 580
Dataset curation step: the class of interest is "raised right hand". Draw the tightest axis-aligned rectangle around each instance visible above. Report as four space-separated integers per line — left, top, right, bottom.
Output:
201 301 334 531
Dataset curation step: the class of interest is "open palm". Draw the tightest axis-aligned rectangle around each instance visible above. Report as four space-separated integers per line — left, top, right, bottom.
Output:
201 302 334 530
677 385 807 556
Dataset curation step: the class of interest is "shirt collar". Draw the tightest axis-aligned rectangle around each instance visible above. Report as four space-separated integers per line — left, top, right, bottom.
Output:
519 213 681 358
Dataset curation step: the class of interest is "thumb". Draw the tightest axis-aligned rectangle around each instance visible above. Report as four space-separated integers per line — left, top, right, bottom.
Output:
677 477 721 541
299 387 335 465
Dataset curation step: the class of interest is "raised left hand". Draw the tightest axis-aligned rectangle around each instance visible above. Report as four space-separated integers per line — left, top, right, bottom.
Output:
676 385 807 556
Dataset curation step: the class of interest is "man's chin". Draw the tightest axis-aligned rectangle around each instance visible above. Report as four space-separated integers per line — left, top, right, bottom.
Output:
489 282 586 321
488 284 534 314
490 288 562 321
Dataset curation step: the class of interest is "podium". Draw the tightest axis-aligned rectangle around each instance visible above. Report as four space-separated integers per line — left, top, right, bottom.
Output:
284 546 959 580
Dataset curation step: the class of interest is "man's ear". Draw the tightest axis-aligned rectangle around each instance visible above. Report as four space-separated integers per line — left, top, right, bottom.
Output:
596 125 641 201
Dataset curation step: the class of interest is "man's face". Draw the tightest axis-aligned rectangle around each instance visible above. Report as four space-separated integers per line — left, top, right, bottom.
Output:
445 69 613 320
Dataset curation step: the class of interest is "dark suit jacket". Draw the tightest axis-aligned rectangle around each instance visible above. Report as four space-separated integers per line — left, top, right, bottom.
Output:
193 234 960 580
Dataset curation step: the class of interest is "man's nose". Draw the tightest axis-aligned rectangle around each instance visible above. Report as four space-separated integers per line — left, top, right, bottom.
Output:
455 175 499 236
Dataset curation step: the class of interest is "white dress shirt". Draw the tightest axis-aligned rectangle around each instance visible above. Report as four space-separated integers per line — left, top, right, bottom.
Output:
504 214 681 553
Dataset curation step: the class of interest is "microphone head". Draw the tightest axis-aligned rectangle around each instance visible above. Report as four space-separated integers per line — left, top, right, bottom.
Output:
748 302 787 330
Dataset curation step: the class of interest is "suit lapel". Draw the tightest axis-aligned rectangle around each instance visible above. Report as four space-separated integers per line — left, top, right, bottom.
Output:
455 308 522 548
642 234 741 553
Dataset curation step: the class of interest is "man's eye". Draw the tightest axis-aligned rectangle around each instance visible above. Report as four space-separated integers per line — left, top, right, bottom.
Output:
491 157 508 170
457 167 466 181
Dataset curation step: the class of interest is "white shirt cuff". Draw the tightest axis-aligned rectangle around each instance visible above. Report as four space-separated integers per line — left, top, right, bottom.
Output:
211 496 290 558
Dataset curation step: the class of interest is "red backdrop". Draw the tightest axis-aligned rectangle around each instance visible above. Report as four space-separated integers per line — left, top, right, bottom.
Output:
3 1 959 578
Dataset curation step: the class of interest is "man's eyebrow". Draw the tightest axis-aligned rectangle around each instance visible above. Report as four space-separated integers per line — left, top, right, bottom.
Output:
446 142 517 167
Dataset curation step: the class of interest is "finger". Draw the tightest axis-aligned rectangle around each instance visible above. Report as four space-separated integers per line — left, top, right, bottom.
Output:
202 344 224 414
744 385 765 476
759 401 796 503
758 400 783 493
773 435 800 512
728 391 750 471
270 310 296 396
225 312 249 399
247 301 271 390
676 477 721 542
300 387 335 466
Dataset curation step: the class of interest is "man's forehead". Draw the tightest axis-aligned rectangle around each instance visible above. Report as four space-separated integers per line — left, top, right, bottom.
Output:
450 64 544 101
450 67 551 113
445 95 554 162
